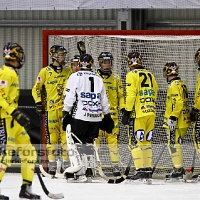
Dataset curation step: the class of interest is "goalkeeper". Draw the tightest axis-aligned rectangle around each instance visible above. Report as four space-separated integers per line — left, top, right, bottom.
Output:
95 52 125 176
122 52 158 181
62 54 114 182
163 62 190 179
32 45 72 176
0 42 40 199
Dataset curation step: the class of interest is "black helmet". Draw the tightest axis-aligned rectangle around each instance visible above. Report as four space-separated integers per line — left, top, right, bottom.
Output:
163 62 179 77
79 54 94 70
49 45 67 65
3 42 25 68
126 52 142 68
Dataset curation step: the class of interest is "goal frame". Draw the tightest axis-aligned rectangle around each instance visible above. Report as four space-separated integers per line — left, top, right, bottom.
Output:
42 29 200 173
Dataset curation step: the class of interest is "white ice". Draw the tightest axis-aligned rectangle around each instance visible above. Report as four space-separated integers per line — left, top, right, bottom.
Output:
1 173 200 200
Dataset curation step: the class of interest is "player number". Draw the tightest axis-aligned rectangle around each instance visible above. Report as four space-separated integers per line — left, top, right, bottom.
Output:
139 72 153 88
89 77 94 92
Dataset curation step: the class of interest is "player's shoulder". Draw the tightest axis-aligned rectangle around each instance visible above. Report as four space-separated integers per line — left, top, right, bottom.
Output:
2 65 17 76
111 72 121 79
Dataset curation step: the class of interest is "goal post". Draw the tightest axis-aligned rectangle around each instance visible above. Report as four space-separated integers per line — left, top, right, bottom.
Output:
42 30 200 177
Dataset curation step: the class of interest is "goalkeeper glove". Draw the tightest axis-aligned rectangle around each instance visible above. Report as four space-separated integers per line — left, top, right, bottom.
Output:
190 107 199 122
77 41 86 56
35 102 45 116
122 110 131 125
62 111 72 131
11 109 31 127
100 113 114 134
167 116 177 131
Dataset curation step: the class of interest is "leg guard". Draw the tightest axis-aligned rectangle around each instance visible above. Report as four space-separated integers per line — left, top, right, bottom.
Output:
63 124 83 174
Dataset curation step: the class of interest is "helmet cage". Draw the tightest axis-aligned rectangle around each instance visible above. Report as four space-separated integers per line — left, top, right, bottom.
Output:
70 55 80 68
79 54 94 70
127 52 142 68
163 62 179 77
3 43 25 68
49 45 67 65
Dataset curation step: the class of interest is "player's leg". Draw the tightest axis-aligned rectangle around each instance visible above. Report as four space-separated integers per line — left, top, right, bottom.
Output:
8 117 40 199
166 127 187 179
84 121 100 179
45 110 59 176
142 115 155 178
128 117 151 181
64 119 88 182
105 118 121 176
58 108 70 172
0 117 13 200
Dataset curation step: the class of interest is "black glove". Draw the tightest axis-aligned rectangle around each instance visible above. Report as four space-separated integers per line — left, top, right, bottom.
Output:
122 110 131 125
190 107 199 122
120 108 125 114
36 102 45 116
77 41 86 56
62 111 72 131
100 113 114 134
11 109 31 127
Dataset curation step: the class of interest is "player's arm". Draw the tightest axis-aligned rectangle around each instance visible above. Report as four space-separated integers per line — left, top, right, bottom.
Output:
100 83 114 133
193 77 200 110
0 72 16 114
117 77 125 110
32 68 46 103
170 83 184 118
125 72 137 111
63 74 77 112
122 72 137 125
32 68 46 115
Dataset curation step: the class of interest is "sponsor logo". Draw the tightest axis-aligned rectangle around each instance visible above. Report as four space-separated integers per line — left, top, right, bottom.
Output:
80 92 101 99
37 76 42 82
0 80 7 87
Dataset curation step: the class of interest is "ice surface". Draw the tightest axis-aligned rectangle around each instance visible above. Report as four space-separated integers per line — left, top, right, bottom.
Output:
1 173 200 200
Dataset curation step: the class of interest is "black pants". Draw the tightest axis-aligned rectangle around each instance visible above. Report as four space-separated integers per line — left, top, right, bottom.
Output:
71 119 100 144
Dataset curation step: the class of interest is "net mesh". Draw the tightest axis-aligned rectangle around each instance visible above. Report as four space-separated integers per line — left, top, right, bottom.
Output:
46 34 200 178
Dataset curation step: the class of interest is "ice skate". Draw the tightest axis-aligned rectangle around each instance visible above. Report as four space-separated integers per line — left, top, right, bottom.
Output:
0 194 9 200
126 168 152 185
48 161 57 176
165 167 185 182
19 184 41 199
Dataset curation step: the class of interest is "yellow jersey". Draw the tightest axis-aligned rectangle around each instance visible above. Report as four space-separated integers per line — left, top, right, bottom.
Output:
96 69 125 118
163 77 190 128
32 65 72 111
125 67 158 118
0 64 19 118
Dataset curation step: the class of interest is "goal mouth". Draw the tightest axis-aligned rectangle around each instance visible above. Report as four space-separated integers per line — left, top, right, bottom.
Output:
42 30 200 178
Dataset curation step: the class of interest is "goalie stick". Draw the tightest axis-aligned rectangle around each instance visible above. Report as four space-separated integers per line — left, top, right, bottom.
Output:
77 41 86 56
36 169 64 199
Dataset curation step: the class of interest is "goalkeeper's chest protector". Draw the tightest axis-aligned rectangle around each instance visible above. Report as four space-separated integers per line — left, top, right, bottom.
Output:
63 71 110 122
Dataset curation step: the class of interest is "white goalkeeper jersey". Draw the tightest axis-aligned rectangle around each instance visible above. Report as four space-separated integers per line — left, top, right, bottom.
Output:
63 70 110 122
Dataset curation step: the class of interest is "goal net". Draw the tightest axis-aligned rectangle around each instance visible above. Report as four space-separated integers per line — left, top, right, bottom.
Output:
42 30 200 178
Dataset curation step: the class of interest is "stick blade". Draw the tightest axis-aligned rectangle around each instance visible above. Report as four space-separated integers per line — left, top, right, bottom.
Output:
48 192 64 199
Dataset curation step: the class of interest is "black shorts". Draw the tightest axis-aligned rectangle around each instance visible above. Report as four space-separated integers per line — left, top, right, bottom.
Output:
70 119 100 144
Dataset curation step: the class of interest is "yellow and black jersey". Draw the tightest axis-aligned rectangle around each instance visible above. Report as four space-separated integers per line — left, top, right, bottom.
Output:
96 69 125 118
32 65 72 111
163 77 190 128
0 64 19 118
125 67 158 118
193 72 200 111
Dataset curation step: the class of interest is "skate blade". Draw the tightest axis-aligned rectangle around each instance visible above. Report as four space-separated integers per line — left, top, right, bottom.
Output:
165 177 183 183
